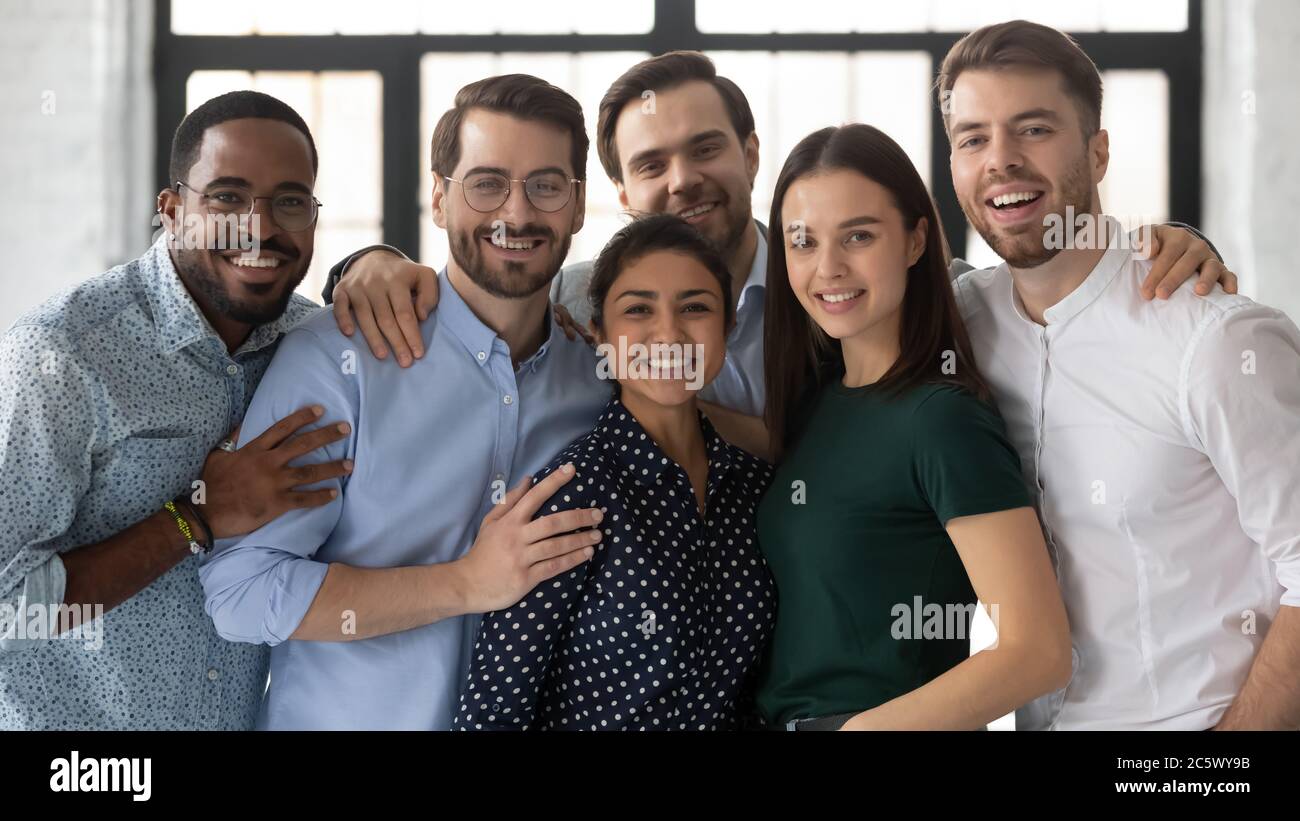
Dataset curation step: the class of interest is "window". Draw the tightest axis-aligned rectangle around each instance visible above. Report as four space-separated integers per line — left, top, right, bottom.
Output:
159 0 1201 292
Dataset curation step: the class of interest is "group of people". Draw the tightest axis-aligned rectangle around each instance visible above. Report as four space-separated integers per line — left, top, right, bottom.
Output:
2 19 1296 731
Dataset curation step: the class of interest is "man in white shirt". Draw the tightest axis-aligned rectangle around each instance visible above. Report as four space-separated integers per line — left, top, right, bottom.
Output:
942 20 1300 730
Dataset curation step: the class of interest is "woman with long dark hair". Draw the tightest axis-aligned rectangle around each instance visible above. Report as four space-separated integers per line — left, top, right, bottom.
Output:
752 124 1071 730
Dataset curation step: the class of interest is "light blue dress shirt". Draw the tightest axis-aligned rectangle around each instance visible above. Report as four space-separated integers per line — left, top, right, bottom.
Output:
200 270 614 729
0 236 315 729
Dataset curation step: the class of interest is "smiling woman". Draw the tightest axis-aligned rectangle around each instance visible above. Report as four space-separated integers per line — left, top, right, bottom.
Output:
753 123 1072 731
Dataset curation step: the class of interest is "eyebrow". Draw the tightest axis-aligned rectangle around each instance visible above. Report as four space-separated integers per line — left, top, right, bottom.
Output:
202 176 313 194
615 288 719 300
950 107 1063 137
625 129 730 169
461 165 570 178
784 215 882 233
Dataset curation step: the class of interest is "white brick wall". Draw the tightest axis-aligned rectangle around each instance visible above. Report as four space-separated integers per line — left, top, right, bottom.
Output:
0 0 153 331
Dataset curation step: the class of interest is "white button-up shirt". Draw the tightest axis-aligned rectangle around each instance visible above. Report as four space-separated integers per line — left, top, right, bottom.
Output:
956 227 1300 730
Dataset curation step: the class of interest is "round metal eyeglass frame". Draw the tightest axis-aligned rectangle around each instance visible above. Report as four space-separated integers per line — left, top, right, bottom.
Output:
174 180 323 232
443 172 582 213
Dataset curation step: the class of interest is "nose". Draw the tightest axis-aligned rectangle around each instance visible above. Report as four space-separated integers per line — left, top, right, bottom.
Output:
984 128 1024 178
813 241 850 281
243 196 281 245
496 181 540 226
666 155 704 199
647 302 688 346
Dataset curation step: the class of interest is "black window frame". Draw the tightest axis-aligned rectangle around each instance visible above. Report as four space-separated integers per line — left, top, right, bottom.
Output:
153 0 1203 261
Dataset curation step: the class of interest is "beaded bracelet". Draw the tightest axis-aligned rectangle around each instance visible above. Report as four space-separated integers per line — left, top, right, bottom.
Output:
163 500 204 555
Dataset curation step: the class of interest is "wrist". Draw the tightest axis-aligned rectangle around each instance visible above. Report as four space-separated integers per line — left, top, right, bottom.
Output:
439 559 477 619
175 496 214 551
343 244 407 279
159 501 204 556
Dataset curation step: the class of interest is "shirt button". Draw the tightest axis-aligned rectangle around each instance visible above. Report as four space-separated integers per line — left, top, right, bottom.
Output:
477 351 486 361
503 394 513 405
206 668 220 681
225 364 239 376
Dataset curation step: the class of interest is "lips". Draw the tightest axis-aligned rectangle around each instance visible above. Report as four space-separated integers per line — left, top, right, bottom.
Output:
675 200 720 225
981 183 1048 226
218 252 292 285
482 234 546 260
813 288 865 314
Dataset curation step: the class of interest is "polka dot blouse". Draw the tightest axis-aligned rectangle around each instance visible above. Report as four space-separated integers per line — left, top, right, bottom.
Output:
454 392 776 730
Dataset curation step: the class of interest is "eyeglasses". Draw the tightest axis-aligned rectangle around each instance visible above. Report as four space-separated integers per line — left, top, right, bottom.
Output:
174 181 323 232
444 171 581 213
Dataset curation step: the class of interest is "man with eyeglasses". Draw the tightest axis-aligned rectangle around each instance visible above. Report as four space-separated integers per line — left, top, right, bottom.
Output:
0 90 355 729
199 74 612 729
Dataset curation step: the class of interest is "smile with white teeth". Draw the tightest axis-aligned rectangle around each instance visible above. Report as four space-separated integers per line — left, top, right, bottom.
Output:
490 236 539 250
990 191 1042 208
229 256 281 268
679 202 716 218
819 289 864 303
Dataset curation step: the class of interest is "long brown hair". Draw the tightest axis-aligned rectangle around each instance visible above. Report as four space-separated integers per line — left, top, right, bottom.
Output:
763 124 992 462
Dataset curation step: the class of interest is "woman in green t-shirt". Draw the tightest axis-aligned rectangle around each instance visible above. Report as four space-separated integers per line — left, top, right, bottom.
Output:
751 124 1071 730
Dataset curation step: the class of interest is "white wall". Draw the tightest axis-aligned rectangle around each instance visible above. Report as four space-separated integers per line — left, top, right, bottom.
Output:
0 0 153 331
1203 0 1300 323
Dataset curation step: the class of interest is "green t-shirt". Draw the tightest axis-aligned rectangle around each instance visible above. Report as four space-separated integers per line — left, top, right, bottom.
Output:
753 380 1032 727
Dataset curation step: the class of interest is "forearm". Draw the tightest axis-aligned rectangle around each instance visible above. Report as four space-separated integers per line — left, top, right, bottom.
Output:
1216 604 1300 730
698 400 772 461
59 508 198 631
289 559 471 641
842 636 1069 731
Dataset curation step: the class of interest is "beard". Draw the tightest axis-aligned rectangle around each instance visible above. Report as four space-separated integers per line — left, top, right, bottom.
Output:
965 154 1094 269
173 245 310 326
668 186 752 260
448 221 570 299
710 191 753 261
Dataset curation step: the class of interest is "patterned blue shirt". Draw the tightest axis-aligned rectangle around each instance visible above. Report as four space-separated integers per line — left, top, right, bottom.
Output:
199 269 614 730
0 236 317 729
454 392 776 730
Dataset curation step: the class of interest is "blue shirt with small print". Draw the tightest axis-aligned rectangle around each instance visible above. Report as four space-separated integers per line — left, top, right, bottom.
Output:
0 236 317 729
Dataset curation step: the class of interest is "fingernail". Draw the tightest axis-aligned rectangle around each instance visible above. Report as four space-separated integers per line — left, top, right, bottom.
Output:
398 356 411 367
338 423 350 434
562 463 575 474
312 405 324 416
584 547 595 558
329 489 339 498
591 508 603 522
343 460 354 471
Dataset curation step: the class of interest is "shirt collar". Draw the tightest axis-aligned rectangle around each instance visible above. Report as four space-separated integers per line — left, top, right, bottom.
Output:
598 390 735 488
735 219 768 315
1004 216 1131 328
140 236 302 356
437 267 557 372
